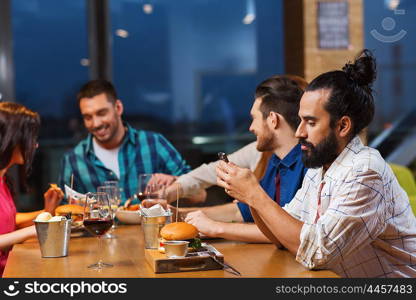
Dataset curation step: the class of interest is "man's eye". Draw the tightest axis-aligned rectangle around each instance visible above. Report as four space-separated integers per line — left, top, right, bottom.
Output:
83 116 91 121
308 121 315 126
97 110 108 117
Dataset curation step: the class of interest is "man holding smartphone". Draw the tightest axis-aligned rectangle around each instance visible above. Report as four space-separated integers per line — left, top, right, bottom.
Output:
181 75 308 242
216 50 416 277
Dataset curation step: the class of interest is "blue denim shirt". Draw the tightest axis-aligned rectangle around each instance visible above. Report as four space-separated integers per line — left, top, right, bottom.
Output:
237 144 307 222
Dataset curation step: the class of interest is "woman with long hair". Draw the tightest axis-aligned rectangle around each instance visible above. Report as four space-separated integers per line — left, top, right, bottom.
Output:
0 102 63 276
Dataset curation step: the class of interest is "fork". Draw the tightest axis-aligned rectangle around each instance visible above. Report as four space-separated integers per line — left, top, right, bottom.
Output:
207 251 241 276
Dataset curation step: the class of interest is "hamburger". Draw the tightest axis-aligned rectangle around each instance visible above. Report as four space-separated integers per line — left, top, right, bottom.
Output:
159 222 202 252
55 204 84 227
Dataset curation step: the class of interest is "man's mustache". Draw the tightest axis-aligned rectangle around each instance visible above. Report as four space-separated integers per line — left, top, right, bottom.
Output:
92 125 107 132
299 138 314 149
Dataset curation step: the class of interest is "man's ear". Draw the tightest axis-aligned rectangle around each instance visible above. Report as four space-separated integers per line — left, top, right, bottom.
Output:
268 112 279 129
115 99 124 116
338 116 352 138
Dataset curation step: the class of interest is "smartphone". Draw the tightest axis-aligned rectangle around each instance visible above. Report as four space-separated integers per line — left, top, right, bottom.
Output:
217 152 229 163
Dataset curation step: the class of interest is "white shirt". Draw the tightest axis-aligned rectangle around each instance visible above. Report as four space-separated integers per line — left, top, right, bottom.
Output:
177 142 261 197
284 136 416 278
92 138 120 179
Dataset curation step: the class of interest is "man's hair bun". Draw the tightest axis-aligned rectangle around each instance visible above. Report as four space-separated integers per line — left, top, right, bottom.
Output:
342 49 377 87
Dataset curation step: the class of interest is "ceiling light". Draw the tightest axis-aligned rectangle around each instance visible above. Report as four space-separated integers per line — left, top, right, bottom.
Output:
143 4 153 14
115 29 129 38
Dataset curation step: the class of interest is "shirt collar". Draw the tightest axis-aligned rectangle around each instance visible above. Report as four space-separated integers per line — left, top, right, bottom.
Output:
270 143 302 169
86 122 135 154
323 135 364 179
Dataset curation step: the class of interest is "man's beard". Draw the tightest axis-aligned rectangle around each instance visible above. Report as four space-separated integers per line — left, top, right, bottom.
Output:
92 119 120 144
299 130 340 169
256 129 275 152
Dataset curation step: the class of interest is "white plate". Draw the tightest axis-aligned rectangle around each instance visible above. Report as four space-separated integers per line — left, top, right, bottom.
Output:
115 209 141 224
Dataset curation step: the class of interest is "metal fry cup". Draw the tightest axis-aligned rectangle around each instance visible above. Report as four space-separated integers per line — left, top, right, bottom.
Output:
141 213 171 249
34 219 72 258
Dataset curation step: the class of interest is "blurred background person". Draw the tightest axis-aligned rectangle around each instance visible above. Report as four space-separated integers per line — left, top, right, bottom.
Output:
58 80 203 204
0 102 63 277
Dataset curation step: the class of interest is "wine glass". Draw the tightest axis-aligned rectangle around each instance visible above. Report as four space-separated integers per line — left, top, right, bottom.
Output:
83 192 114 269
137 174 167 209
137 174 153 202
97 185 118 239
104 181 121 224
104 181 121 203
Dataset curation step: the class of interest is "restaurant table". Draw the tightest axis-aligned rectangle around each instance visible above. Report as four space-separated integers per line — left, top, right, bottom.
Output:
3 225 338 278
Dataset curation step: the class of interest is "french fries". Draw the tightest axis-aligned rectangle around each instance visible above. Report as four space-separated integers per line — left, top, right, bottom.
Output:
49 183 64 197
120 204 140 211
126 204 140 211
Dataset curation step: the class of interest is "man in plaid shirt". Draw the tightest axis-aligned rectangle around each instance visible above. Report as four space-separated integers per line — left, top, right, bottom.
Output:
217 50 416 277
59 80 192 204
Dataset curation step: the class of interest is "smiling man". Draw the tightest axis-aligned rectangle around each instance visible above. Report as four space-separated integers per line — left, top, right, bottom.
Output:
58 80 191 204
217 50 416 277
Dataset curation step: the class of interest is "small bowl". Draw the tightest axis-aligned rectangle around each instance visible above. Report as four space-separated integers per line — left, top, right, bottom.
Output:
115 208 142 224
164 241 189 258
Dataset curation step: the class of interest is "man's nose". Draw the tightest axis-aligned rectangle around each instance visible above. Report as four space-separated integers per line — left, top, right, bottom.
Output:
91 116 102 128
295 123 306 139
249 122 255 133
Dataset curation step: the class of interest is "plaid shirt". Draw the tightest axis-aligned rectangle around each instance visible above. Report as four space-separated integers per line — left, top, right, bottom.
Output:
58 124 191 204
284 136 416 278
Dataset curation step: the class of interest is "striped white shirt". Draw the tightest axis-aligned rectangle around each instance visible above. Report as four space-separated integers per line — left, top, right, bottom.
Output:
284 136 416 277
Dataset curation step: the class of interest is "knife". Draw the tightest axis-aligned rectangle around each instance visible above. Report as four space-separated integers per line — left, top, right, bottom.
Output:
207 251 241 276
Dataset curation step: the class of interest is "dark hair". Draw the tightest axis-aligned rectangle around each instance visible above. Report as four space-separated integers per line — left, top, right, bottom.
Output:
0 102 40 188
306 49 377 138
286 74 308 91
77 80 118 105
255 75 306 131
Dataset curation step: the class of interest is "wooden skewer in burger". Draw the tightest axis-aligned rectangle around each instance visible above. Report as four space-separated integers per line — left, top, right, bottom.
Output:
158 185 201 254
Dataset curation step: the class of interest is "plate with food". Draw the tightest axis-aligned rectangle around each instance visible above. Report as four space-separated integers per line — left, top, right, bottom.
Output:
116 204 141 224
54 204 88 236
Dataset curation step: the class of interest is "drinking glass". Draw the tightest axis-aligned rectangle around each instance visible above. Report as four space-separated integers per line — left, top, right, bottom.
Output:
105 180 121 221
137 174 152 202
83 192 114 269
97 185 118 239
137 174 166 203
104 181 121 206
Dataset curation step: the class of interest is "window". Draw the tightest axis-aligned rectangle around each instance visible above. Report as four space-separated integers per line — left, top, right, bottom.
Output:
110 0 284 139
12 0 89 139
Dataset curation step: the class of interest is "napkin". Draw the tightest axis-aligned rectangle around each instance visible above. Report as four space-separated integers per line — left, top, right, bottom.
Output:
64 185 86 203
140 204 170 217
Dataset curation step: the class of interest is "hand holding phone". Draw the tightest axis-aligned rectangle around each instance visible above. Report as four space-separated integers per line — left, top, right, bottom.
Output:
217 152 229 163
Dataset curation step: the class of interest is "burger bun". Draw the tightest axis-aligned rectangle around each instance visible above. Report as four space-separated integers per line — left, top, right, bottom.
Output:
55 204 84 227
55 204 84 216
160 222 198 241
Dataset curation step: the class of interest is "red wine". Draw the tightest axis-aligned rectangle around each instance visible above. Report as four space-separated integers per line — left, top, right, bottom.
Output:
83 219 113 236
137 193 159 202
